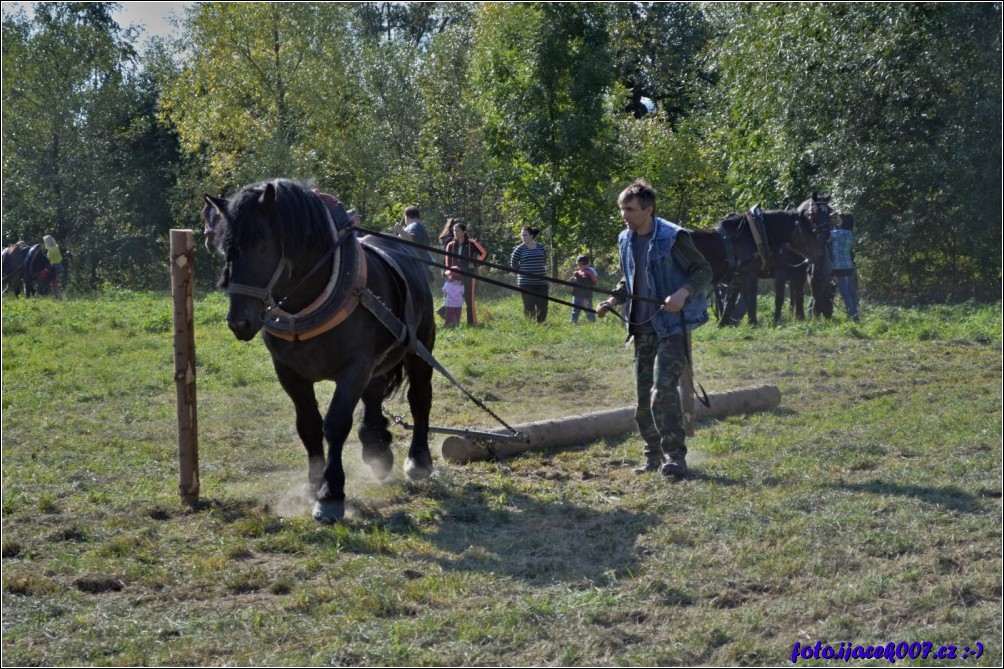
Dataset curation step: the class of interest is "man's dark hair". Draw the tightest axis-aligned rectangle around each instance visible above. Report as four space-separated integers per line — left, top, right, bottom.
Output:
405 205 421 219
618 178 656 211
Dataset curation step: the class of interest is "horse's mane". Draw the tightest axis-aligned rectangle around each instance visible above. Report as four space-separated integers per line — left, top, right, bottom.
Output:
220 179 331 259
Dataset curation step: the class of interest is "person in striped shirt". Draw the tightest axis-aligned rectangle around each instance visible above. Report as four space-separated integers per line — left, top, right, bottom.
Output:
510 227 549 322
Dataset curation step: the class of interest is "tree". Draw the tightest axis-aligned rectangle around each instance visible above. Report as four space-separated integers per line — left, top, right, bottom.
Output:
607 2 711 121
2 2 181 290
471 3 619 272
162 4 360 194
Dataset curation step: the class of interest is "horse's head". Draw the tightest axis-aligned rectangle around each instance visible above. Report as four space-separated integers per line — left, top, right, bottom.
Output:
795 193 833 249
205 180 338 341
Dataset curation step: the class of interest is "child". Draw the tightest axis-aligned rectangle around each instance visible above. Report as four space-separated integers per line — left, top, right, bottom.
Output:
570 254 598 323
442 266 465 328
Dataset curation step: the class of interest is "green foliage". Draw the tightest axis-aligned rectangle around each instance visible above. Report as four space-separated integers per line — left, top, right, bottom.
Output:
2 2 181 291
2 2 1000 301
161 3 359 191
471 3 619 270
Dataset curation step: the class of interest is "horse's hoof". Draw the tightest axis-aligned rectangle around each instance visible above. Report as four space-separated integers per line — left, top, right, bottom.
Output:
363 450 394 480
404 457 433 481
312 499 345 524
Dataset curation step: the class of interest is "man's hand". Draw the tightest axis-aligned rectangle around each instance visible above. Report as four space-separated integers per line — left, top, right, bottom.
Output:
662 288 690 313
596 300 615 318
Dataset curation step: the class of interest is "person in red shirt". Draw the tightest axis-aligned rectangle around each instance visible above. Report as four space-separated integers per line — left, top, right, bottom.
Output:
444 220 487 326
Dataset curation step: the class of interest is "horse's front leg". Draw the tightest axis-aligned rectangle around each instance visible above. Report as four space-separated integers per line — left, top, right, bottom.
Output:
314 373 370 523
402 353 434 481
274 362 325 499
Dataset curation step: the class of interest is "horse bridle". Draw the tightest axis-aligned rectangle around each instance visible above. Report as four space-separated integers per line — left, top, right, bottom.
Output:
227 254 294 314
223 206 349 321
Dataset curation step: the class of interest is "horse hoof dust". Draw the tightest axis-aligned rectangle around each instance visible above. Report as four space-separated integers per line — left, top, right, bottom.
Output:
404 458 433 481
313 500 345 524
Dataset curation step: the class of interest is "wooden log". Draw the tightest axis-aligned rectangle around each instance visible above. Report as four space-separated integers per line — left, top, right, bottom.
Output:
171 230 200 504
441 384 781 463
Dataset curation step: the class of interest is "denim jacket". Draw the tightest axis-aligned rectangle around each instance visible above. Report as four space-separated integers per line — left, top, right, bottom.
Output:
616 217 709 338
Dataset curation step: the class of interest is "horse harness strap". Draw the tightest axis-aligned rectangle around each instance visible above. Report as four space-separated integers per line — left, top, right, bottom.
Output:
229 257 292 309
358 243 526 442
715 222 739 283
357 241 418 357
745 206 772 274
264 231 366 342
254 202 366 343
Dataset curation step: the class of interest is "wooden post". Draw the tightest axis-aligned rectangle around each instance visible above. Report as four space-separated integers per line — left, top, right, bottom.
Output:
171 230 200 505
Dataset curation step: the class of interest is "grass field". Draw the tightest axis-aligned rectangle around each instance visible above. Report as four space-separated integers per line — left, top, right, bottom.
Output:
2 289 1001 666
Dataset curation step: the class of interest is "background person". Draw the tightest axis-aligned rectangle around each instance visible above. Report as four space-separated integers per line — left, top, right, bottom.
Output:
395 205 435 284
444 220 487 326
437 218 455 250
569 254 598 323
829 212 859 322
597 179 711 478
510 226 549 322
43 234 62 299
441 266 465 328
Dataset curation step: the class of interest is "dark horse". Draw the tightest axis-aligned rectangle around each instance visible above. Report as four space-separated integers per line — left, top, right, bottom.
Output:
2 242 53 297
204 179 436 523
691 195 833 326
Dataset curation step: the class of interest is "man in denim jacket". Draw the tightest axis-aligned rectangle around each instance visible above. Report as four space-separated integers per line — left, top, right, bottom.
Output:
597 179 712 477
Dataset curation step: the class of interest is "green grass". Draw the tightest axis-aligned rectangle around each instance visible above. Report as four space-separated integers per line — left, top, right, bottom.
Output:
2 290 1001 666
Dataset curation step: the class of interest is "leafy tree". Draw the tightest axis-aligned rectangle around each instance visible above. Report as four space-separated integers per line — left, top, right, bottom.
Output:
607 2 711 121
411 18 503 248
162 3 360 194
471 2 619 272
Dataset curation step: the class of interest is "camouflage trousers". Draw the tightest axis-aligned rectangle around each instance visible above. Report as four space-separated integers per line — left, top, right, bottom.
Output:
632 333 687 460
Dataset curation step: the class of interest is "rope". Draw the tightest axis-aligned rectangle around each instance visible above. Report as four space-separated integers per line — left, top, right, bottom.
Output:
355 227 708 404
354 227 671 323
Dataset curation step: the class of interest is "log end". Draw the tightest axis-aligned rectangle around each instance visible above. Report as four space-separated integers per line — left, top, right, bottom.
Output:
441 436 480 463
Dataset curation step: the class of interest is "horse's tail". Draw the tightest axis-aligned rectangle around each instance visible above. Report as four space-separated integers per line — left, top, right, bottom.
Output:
384 363 407 400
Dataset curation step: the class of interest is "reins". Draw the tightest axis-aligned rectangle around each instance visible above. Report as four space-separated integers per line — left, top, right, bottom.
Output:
355 226 672 326
356 225 710 409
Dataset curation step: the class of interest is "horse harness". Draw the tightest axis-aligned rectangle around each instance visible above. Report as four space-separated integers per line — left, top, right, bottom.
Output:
715 205 769 284
716 204 823 283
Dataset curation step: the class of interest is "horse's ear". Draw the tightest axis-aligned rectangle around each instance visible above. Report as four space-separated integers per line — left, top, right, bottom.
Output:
259 183 277 210
204 194 228 216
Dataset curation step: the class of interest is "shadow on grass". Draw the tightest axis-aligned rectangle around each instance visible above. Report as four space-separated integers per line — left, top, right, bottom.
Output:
823 479 990 513
400 478 659 585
